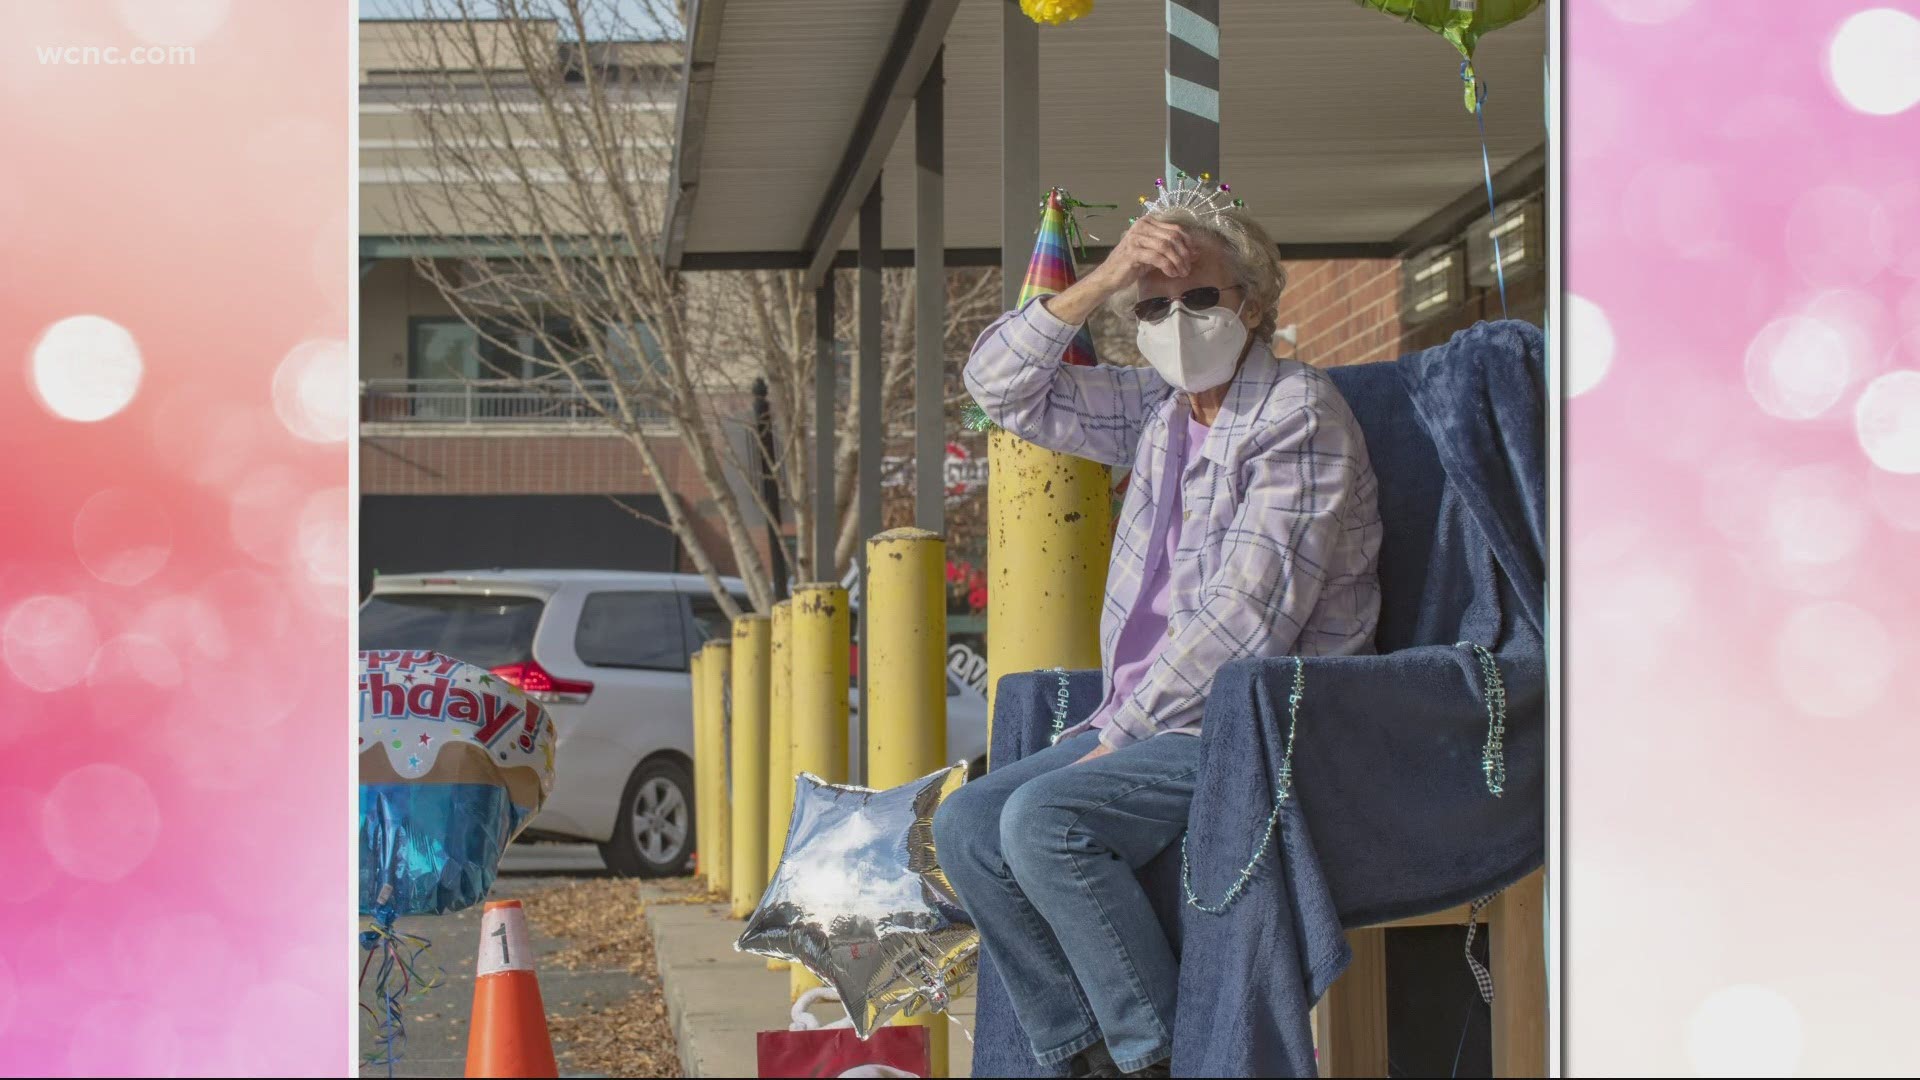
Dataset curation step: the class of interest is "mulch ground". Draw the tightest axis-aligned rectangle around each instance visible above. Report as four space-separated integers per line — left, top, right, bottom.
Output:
518 876 727 1078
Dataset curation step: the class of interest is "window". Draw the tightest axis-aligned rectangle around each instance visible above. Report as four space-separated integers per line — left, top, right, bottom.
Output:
482 322 565 380
575 591 690 671
359 593 545 671
408 316 582 384
409 318 482 382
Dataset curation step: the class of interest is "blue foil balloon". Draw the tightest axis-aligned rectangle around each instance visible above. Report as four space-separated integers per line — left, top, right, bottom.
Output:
359 783 531 917
357 650 556 919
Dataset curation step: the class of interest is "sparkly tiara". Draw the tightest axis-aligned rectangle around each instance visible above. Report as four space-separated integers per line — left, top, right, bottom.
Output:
1130 169 1245 226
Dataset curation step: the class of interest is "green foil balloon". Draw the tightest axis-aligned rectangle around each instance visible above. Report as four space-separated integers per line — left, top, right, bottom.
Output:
1353 0 1543 110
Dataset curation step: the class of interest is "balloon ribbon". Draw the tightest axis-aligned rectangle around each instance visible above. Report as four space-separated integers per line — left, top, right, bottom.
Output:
1465 62 1509 320
359 911 445 1077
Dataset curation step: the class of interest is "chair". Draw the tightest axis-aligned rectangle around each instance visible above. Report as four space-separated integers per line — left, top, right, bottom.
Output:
1314 869 1545 1077
981 325 1546 1077
1310 354 1546 1077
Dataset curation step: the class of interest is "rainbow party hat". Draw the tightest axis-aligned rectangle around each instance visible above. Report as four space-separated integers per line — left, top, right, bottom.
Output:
964 188 1107 432
1020 188 1099 367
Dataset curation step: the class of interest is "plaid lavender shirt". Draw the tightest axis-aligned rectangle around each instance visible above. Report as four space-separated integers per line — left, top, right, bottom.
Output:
965 297 1384 748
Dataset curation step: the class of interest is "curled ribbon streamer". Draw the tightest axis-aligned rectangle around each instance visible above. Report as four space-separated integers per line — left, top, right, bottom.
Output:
359 912 446 1076
1040 189 1118 266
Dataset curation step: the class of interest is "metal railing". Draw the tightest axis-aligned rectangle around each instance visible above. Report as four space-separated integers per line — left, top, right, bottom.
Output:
359 378 665 426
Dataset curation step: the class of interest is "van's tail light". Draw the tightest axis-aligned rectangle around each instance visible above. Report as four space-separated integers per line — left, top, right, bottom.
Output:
490 660 594 705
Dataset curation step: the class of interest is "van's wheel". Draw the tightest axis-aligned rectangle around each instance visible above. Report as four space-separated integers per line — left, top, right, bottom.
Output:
600 757 695 878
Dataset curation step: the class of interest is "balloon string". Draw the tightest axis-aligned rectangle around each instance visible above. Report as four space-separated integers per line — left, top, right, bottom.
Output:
945 1010 976 1045
1039 188 1118 264
359 911 445 1076
1464 62 1509 321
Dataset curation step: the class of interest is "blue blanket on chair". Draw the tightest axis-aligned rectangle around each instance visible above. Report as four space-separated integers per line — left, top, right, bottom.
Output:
967 320 1547 1078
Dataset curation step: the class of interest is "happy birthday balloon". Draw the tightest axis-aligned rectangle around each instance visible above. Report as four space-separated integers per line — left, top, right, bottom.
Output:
737 764 976 1038
358 650 557 919
1353 0 1542 109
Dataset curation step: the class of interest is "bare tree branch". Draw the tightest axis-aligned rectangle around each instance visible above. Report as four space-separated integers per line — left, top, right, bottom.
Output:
384 0 1012 614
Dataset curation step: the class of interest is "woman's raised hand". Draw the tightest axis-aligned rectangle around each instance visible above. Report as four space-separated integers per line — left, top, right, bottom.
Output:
1042 216 1197 326
1091 215 1197 290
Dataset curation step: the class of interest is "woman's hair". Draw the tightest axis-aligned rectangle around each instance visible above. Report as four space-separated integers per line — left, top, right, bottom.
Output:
1123 205 1289 344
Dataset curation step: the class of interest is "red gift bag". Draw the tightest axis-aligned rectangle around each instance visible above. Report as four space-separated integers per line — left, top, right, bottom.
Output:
756 1024 930 1078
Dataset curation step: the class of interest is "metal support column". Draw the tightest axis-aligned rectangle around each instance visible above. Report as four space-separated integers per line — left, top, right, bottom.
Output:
1001 3 1038 311
985 1 1111 739
812 281 836 580
752 377 788 598
1165 0 1221 180
914 50 946 534
855 175 883 786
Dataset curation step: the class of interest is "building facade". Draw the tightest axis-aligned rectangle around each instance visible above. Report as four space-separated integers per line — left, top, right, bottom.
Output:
357 20 770 594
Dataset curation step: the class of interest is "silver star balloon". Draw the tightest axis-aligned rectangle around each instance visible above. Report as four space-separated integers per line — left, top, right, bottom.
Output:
735 762 977 1038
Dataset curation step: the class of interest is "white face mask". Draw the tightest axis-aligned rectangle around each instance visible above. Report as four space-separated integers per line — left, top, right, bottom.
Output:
1134 296 1252 393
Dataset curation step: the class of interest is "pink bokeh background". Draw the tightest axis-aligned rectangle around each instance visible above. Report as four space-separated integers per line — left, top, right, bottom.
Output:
0 1 348 1076
1568 0 1919 1075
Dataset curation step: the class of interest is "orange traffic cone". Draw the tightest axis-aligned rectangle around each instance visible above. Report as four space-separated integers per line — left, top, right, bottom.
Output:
465 900 559 1078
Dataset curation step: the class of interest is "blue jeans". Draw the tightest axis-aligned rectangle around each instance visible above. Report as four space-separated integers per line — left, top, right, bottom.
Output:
933 729 1202 1074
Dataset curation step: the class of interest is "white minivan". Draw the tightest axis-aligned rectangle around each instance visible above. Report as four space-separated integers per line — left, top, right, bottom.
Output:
359 569 989 877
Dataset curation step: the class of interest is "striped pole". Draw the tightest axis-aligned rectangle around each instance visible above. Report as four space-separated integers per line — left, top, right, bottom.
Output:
1165 0 1220 181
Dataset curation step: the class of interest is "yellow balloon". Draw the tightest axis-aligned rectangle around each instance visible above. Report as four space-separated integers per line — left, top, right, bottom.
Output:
1021 0 1095 27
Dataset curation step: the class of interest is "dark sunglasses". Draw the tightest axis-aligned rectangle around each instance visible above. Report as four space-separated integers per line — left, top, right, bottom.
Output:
1131 284 1244 323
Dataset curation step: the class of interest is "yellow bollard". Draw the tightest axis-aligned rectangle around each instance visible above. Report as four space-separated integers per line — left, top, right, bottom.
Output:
866 528 951 1077
765 600 794 972
697 638 732 897
688 646 708 887
729 614 772 918
690 643 715 891
787 582 849 1002
986 430 1111 755
866 529 949 788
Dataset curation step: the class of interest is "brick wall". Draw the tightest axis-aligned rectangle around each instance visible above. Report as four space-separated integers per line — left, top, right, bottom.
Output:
362 433 665 494
1278 256 1548 368
1279 258 1406 368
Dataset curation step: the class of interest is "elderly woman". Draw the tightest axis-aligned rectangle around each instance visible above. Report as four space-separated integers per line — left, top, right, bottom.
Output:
932 202 1383 1078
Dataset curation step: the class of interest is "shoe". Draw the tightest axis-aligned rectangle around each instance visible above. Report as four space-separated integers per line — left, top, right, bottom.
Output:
1068 1042 1121 1078
1123 1059 1171 1079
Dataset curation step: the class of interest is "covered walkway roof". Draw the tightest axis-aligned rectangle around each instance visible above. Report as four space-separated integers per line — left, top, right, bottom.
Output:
663 0 1548 273
659 2 1549 782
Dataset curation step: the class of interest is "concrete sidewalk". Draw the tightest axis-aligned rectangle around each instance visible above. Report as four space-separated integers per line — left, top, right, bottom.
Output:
642 885 976 1077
